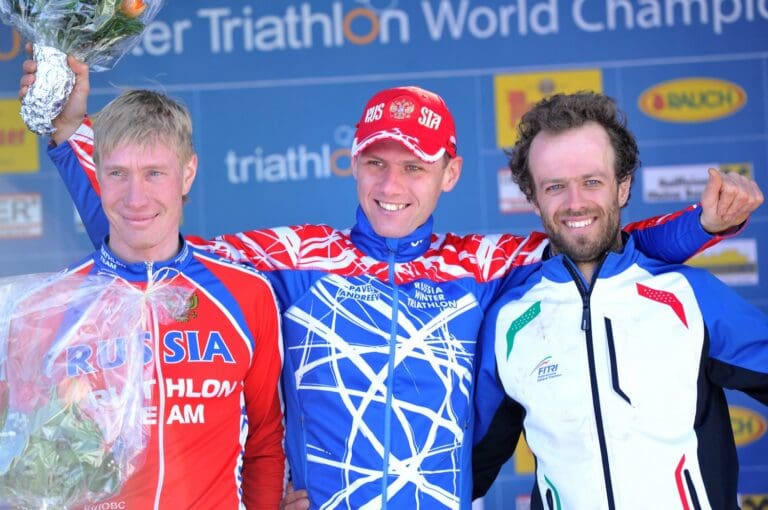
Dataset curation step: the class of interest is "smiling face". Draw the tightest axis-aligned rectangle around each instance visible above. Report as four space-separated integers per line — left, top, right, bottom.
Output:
98 141 197 263
352 139 462 238
528 122 631 276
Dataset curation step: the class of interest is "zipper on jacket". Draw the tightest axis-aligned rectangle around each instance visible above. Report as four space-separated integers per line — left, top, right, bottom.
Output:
145 262 166 510
380 241 399 509
562 257 616 510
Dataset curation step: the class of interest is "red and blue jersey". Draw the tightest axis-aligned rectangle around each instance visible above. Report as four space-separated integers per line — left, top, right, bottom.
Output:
66 239 285 510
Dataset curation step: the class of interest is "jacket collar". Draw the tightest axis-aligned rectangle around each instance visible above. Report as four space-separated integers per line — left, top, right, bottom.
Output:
542 231 639 282
349 206 433 262
94 235 193 281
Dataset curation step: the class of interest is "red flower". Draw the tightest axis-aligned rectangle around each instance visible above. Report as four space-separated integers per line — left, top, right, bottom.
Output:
120 0 146 18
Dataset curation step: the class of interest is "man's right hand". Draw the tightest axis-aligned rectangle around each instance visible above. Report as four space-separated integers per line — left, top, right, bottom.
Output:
279 482 311 510
18 43 90 145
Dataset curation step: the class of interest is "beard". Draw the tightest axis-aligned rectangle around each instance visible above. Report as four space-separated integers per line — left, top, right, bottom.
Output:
541 204 623 264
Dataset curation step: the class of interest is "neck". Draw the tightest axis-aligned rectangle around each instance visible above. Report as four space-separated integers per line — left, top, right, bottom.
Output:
554 230 625 284
575 261 598 283
106 234 183 265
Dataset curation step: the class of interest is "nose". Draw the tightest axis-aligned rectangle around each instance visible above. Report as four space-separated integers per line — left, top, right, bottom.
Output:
564 184 588 211
378 167 404 194
124 175 150 208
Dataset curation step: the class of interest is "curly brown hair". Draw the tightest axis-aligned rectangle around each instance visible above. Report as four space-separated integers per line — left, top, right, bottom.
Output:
507 92 639 204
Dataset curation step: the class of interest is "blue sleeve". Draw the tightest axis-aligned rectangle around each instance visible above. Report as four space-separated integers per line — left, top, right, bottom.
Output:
473 301 507 444
471 291 524 498
48 142 108 248
262 268 324 315
689 270 768 404
627 206 716 264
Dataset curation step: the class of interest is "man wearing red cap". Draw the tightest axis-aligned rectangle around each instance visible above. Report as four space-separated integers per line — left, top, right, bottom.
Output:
20 58 762 509
349 86 462 241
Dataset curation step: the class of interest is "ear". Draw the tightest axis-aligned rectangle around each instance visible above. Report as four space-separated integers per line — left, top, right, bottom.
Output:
618 177 631 207
441 156 463 192
181 153 198 196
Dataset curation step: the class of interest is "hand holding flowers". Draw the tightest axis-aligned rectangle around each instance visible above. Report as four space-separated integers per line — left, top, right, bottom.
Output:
0 0 164 134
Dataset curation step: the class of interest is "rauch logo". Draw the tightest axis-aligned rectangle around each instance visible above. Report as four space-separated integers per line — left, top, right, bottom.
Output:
638 77 746 123
729 405 767 447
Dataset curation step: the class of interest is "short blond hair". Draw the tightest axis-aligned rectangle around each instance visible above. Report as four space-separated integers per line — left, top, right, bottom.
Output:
92 89 195 168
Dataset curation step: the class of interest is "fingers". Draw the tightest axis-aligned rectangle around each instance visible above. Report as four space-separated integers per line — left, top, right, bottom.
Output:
67 54 91 97
67 54 89 76
699 167 721 213
22 58 37 73
700 167 764 233
279 484 310 510
18 59 37 100
716 170 764 222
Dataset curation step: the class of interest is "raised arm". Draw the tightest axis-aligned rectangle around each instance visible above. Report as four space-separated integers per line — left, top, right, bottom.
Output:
624 168 763 263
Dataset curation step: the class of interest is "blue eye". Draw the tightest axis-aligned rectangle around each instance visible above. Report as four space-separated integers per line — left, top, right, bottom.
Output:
545 183 564 193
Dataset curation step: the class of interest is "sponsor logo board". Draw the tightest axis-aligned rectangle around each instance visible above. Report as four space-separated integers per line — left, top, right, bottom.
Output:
494 69 602 147
0 193 42 238
638 78 746 122
687 238 759 286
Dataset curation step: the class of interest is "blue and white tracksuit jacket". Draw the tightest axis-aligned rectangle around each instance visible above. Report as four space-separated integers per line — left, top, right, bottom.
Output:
49 123 724 509
476 235 768 510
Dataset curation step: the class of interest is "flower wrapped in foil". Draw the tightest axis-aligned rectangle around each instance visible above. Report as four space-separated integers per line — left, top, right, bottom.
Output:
0 0 164 135
0 271 192 509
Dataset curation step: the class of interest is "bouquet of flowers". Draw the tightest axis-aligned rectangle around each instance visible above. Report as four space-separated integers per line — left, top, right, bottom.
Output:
0 0 165 134
0 271 191 509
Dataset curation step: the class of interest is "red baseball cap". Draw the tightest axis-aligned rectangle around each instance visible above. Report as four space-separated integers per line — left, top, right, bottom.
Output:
351 86 457 163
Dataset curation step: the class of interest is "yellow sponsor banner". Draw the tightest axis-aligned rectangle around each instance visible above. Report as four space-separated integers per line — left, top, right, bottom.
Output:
741 494 768 510
719 162 752 178
494 69 602 148
730 405 767 447
0 99 39 174
638 77 746 123
514 435 535 474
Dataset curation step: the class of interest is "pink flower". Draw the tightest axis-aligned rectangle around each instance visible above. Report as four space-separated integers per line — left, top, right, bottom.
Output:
57 377 92 407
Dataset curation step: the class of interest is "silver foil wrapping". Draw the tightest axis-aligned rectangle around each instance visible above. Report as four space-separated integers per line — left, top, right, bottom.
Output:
20 45 75 136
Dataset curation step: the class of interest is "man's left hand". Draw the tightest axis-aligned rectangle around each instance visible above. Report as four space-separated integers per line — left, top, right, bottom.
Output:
699 168 764 234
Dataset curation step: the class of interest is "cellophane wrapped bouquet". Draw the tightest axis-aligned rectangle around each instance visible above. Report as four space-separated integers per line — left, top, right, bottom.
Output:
0 0 164 134
0 271 190 509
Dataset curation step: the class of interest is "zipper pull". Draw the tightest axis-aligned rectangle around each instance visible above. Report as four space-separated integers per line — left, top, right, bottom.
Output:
144 261 154 289
581 303 590 331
